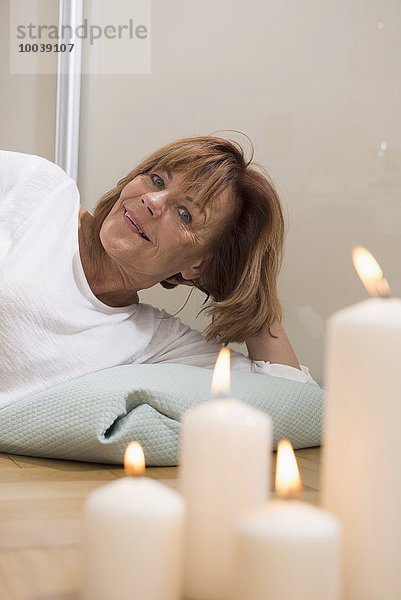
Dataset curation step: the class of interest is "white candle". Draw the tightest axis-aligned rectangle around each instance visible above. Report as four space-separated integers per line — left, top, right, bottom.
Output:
232 440 342 600
83 442 186 600
180 347 272 600
322 246 401 600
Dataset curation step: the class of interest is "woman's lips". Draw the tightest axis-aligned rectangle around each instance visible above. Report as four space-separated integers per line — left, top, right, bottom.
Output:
126 209 147 236
123 212 143 238
123 208 151 242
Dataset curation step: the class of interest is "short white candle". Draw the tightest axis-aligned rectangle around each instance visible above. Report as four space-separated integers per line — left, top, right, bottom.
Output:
83 442 186 600
232 440 342 600
322 246 401 600
180 347 272 600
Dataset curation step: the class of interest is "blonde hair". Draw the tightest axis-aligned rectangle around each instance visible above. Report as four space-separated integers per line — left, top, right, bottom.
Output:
92 135 285 344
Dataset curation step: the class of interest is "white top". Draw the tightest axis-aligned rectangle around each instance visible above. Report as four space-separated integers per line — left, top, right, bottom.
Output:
0 151 319 409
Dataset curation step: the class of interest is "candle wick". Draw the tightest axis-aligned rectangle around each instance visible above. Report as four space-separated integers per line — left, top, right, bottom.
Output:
374 277 391 298
211 391 230 400
277 489 302 501
281 495 295 502
125 468 145 478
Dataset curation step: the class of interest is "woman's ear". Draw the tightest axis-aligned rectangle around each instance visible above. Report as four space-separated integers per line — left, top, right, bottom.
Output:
181 254 211 281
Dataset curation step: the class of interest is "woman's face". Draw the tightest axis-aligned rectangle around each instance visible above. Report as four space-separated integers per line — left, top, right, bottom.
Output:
99 168 232 290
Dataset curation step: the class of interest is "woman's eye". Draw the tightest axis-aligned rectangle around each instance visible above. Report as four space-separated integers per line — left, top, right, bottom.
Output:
177 206 192 224
150 173 165 189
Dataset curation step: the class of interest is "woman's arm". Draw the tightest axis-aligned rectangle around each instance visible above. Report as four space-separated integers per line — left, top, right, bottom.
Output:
138 305 321 386
245 320 302 371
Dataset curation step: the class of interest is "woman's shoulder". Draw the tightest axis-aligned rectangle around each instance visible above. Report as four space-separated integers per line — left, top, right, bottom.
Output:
135 302 165 321
1 150 69 184
135 302 190 334
0 150 71 202
136 301 179 319
0 151 78 245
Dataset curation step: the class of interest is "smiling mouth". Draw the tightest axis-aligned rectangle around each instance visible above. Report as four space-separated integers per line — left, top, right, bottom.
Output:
124 210 151 242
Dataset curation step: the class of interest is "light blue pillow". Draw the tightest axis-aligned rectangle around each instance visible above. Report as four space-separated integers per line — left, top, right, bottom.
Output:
0 364 324 466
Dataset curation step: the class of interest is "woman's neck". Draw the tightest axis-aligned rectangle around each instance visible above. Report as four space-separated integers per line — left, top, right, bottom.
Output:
78 206 139 307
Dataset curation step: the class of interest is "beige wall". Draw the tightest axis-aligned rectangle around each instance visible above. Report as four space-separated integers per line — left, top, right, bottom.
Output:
2 0 400 384
0 1 57 160
78 0 401 384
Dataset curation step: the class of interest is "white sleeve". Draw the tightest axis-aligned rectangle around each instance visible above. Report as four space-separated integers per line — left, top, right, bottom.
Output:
0 150 32 200
140 306 321 387
0 150 68 239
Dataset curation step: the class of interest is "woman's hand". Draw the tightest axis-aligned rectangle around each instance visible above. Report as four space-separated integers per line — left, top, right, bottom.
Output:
245 320 302 370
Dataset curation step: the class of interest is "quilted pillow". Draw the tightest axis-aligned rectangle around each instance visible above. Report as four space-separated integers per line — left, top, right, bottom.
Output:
0 363 324 466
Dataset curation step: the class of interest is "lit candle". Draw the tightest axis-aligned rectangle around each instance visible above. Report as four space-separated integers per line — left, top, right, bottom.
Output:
83 442 186 600
232 440 342 600
322 246 401 600
180 347 272 600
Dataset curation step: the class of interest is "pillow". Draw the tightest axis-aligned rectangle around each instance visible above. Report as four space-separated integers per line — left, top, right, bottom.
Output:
0 364 324 466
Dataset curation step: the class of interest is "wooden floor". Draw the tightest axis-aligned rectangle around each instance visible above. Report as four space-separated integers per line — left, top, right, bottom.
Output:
0 448 321 600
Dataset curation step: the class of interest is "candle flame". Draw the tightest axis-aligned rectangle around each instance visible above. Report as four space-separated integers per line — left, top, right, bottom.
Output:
211 347 230 396
352 246 391 298
275 439 302 497
124 441 145 476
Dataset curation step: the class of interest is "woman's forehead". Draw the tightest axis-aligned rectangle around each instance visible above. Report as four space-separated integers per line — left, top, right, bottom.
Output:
157 164 233 208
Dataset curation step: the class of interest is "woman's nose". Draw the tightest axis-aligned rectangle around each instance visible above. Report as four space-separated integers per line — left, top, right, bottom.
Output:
140 190 167 218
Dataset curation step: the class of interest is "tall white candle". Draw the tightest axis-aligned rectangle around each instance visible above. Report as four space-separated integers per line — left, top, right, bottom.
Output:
322 246 401 600
83 442 186 600
232 440 342 600
180 347 272 600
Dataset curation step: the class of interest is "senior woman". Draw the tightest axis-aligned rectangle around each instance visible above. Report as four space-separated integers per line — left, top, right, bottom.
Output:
0 136 318 409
